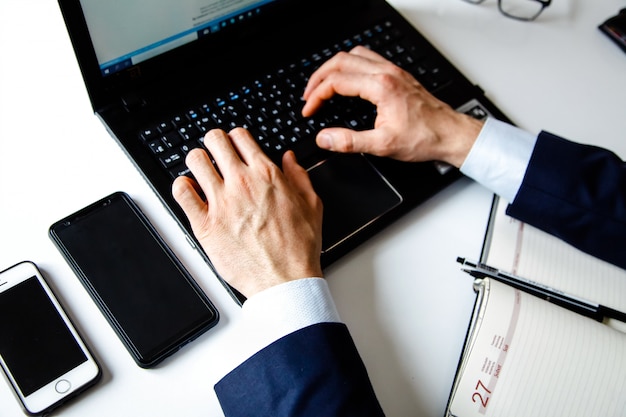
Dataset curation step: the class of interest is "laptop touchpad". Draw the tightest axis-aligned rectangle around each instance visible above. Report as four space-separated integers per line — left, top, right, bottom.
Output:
307 154 403 253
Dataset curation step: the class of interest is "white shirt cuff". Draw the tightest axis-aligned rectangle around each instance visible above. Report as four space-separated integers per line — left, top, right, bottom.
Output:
460 117 537 202
239 277 341 353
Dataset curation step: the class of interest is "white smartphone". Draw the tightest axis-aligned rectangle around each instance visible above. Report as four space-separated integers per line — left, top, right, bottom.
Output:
0 261 101 415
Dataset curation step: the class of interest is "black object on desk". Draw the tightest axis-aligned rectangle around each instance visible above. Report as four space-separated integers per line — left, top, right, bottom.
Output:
49 192 220 368
456 257 626 324
599 8 626 54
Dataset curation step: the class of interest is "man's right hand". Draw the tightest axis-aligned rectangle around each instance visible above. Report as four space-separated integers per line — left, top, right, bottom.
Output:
302 46 483 168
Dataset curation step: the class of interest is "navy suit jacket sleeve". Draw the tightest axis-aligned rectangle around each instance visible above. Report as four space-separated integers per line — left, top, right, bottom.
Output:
507 131 626 269
215 322 385 417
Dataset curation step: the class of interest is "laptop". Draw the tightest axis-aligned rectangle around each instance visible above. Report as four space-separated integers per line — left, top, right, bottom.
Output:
57 0 511 304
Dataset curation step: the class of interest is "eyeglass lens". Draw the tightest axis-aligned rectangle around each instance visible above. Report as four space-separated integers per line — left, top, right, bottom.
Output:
499 0 547 21
462 0 549 21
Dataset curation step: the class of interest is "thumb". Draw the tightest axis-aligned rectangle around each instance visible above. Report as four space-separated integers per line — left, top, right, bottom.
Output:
282 151 316 196
316 127 385 155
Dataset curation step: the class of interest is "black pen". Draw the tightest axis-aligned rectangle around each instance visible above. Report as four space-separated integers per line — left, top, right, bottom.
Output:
456 257 626 323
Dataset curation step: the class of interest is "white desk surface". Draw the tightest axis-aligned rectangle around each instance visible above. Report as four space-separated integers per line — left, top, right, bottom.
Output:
1 0 625 415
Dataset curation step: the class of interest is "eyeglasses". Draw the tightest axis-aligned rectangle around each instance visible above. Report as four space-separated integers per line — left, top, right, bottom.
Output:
463 0 552 22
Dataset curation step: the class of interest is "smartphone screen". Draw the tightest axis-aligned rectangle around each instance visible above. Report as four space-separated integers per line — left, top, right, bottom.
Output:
0 261 100 415
0 276 86 396
49 192 219 368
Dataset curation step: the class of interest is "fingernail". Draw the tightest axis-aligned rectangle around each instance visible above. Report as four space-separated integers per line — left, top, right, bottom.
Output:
317 133 334 150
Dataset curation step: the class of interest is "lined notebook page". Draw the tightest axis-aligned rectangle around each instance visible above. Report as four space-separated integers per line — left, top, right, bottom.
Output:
483 196 626 312
447 278 626 417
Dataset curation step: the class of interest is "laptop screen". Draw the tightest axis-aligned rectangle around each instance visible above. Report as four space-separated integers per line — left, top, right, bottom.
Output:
79 0 277 77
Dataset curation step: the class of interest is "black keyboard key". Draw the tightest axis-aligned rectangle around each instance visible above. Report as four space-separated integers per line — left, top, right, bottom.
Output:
168 165 192 179
171 115 185 127
140 127 158 142
178 123 201 141
157 121 172 133
159 151 184 169
148 139 167 155
161 131 183 148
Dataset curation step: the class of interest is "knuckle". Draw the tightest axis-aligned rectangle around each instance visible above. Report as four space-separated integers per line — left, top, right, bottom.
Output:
335 131 356 152
257 159 282 180
375 71 399 91
314 194 323 212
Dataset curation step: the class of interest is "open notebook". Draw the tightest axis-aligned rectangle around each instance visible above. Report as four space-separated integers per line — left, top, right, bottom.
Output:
446 195 626 417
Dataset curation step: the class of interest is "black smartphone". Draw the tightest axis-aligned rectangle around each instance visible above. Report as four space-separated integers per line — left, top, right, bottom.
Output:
0 261 101 415
599 8 626 53
49 191 219 368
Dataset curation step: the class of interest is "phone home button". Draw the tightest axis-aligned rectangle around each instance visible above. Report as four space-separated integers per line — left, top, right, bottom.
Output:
55 379 71 394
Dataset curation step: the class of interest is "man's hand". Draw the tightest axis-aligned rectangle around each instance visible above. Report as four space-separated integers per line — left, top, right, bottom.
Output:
172 128 323 298
303 46 483 168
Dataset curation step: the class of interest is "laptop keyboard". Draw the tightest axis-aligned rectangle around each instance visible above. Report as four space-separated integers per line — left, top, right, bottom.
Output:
138 20 453 179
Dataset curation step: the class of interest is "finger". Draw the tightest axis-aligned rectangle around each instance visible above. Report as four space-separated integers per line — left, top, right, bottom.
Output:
348 45 388 62
315 126 390 156
282 151 312 193
185 147 222 198
302 71 384 117
172 175 209 227
303 49 382 100
203 129 245 174
227 127 270 167
282 151 322 212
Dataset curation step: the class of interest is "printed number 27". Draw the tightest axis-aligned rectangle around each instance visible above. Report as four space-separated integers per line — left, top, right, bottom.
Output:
472 380 491 408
